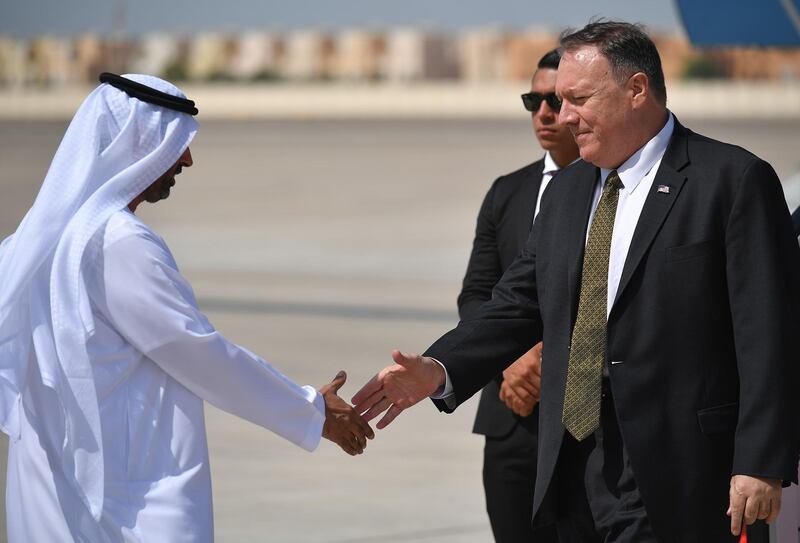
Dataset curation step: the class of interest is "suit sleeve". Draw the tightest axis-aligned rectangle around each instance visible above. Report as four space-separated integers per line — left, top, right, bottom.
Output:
725 158 800 483
427 218 545 413
457 180 503 320
98 232 326 452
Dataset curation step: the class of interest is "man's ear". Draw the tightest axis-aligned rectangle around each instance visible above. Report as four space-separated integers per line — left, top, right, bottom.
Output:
629 72 649 109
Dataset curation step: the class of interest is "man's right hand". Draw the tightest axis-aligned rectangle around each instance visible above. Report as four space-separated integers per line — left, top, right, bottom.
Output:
320 371 375 455
351 350 445 429
498 342 542 417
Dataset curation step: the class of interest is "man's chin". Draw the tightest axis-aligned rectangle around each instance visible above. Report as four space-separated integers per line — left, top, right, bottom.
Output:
145 179 175 203
538 138 559 151
578 147 596 164
145 190 171 204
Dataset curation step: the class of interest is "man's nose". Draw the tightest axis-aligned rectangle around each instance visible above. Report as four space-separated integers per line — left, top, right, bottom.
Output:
182 148 193 167
536 101 556 121
558 102 577 126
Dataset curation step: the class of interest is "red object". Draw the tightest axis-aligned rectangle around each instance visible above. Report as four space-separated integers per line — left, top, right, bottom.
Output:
739 525 747 543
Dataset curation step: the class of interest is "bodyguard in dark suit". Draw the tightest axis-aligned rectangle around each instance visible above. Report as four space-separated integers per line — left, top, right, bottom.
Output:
460 49 577 543
353 21 800 542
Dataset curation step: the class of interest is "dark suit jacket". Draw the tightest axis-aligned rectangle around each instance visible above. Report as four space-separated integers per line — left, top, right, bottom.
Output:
458 159 544 437
426 118 800 542
792 206 800 237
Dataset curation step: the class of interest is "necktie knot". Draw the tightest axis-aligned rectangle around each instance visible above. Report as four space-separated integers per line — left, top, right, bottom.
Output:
605 170 623 191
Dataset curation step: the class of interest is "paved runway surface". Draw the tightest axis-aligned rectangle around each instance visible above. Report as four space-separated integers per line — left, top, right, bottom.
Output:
0 118 797 542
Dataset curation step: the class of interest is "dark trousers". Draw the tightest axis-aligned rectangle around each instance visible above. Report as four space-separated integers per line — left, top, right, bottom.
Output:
553 381 655 543
484 422 559 543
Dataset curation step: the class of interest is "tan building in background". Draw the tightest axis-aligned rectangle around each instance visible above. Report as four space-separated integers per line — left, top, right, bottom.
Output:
382 28 460 81
460 28 508 82
503 29 558 81
71 34 105 84
0 37 26 87
335 29 385 81
0 27 798 87
28 36 73 86
713 47 800 80
229 31 284 80
187 33 236 80
651 33 694 80
283 30 336 80
132 33 184 80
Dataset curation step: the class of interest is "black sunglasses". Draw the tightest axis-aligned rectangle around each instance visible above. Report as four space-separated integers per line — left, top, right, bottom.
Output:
521 92 562 113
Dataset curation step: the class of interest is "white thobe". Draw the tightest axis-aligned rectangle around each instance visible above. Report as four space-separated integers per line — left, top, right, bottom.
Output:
8 209 326 542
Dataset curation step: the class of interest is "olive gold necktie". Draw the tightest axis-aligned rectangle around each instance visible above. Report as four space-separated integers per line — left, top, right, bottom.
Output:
562 170 623 441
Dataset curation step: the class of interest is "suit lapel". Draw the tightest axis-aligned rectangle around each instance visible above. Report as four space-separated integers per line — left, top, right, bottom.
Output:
610 120 691 315
566 163 600 323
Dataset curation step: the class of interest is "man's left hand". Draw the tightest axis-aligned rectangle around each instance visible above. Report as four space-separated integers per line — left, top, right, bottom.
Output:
727 474 782 536
499 342 542 416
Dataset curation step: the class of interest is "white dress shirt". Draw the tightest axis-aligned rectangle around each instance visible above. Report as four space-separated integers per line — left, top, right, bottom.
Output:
533 151 561 221
594 112 674 315
433 112 675 400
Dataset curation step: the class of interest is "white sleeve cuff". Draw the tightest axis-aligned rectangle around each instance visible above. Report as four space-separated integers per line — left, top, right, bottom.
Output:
298 385 327 452
429 358 454 399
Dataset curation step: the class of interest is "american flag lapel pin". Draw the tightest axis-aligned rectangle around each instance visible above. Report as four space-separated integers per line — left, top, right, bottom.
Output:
657 185 670 194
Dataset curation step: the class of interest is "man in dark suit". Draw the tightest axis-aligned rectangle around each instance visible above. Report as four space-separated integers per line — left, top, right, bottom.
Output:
353 21 800 542
460 48 578 543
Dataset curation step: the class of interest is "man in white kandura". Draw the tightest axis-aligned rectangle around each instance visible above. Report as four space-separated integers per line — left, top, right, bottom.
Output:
0 73 373 542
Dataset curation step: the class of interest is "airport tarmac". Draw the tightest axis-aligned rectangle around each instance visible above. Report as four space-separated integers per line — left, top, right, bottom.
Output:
0 117 798 542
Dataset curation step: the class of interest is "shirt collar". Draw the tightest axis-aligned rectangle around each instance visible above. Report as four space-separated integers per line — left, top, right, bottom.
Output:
543 151 559 175
543 151 580 176
600 111 675 194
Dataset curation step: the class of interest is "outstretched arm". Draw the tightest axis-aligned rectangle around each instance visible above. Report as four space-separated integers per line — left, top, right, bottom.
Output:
352 202 548 428
99 228 371 453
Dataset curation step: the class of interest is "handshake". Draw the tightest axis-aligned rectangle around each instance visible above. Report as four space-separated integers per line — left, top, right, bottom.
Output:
317 350 451 455
317 351 442 455
319 345 544 455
